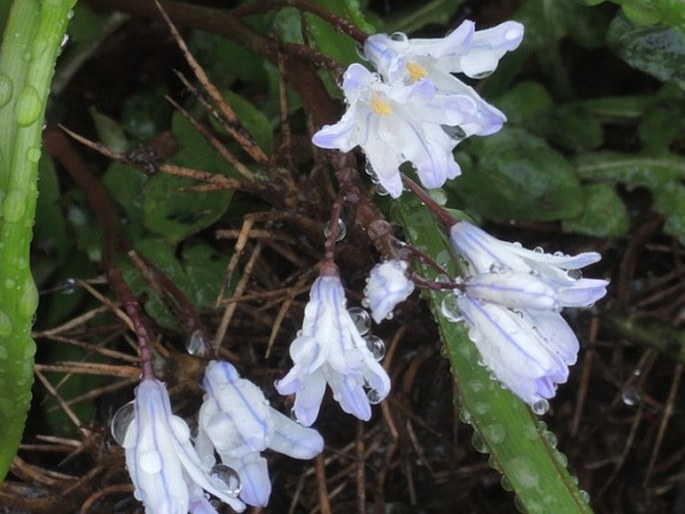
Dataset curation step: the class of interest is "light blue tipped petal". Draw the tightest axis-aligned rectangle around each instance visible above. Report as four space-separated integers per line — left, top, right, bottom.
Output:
269 409 324 459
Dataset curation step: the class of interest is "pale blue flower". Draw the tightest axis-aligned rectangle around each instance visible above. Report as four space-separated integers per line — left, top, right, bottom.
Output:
312 63 482 197
122 378 246 514
196 361 323 507
449 221 608 405
364 260 415 323
365 20 524 83
275 274 391 426
364 20 524 136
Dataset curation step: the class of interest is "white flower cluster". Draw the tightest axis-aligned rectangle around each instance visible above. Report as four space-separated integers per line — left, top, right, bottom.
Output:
115 364 323 514
313 20 524 197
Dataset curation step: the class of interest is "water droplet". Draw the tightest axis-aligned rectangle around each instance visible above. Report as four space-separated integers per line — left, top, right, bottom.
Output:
579 489 591 503
0 311 12 338
139 450 163 473
26 146 41 163
361 297 370 308
348 307 371 335
390 32 407 42
470 70 493 79
543 430 558 447
482 423 506 444
61 278 78 294
470 431 488 454
621 386 641 406
566 269 583 280
508 456 539 489
210 464 241 496
440 293 463 323
111 401 135 445
290 406 300 423
376 183 390 196
367 388 383 404
427 188 447 206
3 190 27 223
323 218 346 242
0 74 13 107
554 450 569 467
363 334 385 361
500 475 514 491
533 246 545 254
441 124 467 143
19 280 39 318
489 262 509 274
15 85 42 127
458 407 472 424
530 399 549 415
60 33 70 49
186 330 210 357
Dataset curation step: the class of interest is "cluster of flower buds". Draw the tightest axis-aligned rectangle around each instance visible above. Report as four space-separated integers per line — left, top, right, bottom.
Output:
313 20 524 197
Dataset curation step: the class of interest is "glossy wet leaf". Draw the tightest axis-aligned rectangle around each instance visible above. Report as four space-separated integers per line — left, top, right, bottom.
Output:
304 0 374 67
448 128 583 221
562 183 630 238
583 0 685 31
607 15 685 86
121 240 229 330
396 194 592 514
143 112 233 243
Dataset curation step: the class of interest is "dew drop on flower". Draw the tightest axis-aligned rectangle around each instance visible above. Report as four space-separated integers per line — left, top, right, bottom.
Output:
323 218 346 242
441 124 467 143
533 246 545 253
440 294 463 323
367 388 383 404
390 32 408 42
348 307 371 335
185 329 209 357
621 386 641 406
469 70 493 79
139 450 163 473
290 406 300 423
210 464 242 496
363 334 385 361
530 399 549 415
566 269 583 280
111 401 135 445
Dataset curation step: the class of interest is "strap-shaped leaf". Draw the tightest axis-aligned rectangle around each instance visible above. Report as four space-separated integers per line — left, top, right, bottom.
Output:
0 0 77 481
395 194 592 514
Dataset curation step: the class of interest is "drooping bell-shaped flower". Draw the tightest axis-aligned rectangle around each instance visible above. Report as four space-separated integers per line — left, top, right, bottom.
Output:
364 260 415 323
120 378 246 514
312 63 482 197
448 221 608 406
275 271 391 426
196 360 323 507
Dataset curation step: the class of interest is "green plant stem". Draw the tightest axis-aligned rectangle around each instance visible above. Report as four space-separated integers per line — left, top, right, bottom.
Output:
0 0 77 481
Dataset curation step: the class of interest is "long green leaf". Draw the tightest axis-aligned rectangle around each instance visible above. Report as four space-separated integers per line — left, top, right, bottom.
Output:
0 0 77 481
396 194 592 514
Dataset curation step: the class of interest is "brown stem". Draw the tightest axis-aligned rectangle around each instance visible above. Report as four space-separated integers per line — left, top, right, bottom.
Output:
44 125 156 380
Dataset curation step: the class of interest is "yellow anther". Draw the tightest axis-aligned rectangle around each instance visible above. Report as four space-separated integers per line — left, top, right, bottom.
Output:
371 96 393 115
406 62 428 81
